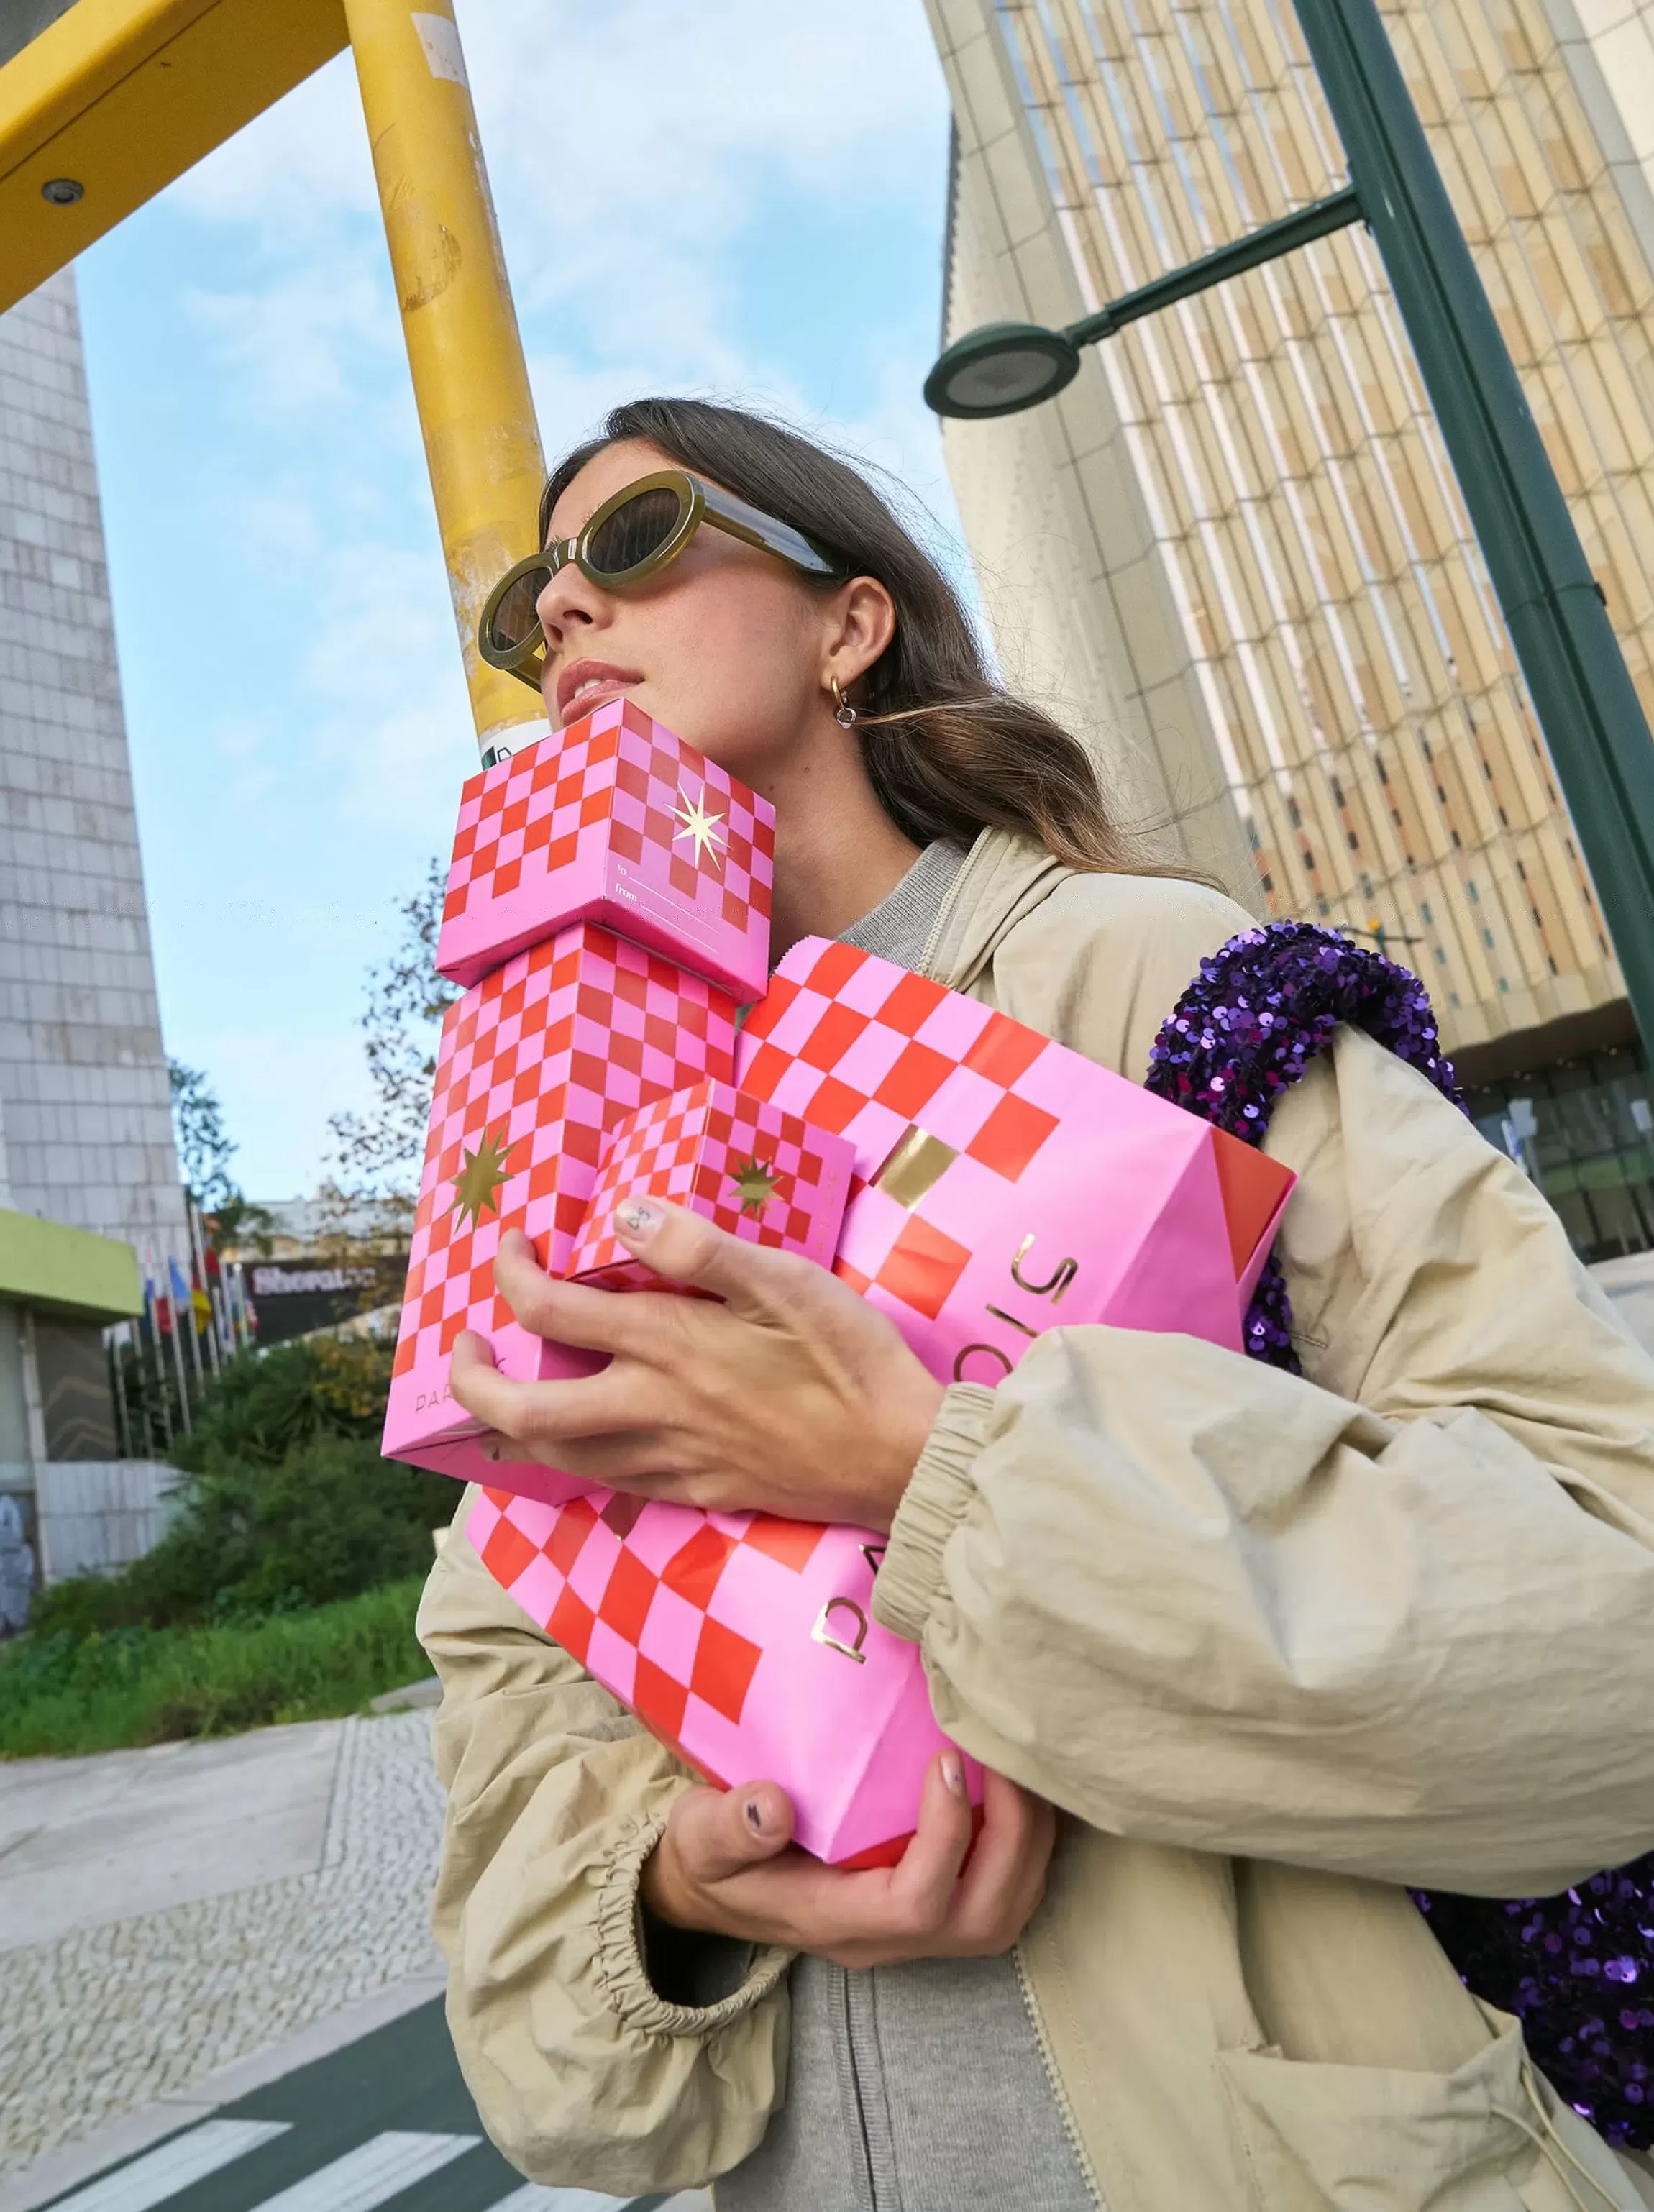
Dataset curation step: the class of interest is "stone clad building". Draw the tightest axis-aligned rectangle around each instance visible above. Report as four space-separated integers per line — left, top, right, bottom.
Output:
926 0 1654 1289
0 268 184 1583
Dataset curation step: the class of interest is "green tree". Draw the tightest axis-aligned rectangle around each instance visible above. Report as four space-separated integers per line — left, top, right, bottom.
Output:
168 1057 239 1209
326 858 460 1223
167 1059 274 1248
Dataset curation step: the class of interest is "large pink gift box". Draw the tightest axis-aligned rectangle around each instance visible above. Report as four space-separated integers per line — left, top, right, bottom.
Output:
735 936 1294 1378
466 1483 982 1866
435 699 776 1002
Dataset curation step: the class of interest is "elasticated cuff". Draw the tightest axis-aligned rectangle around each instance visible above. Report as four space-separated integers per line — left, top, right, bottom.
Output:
872 1382 997 1645
593 1808 792 2039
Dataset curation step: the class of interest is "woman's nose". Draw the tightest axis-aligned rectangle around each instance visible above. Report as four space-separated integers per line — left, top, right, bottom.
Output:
536 558 606 649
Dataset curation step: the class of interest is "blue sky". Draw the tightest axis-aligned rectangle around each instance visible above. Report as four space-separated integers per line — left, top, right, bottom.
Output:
75 1 961 1200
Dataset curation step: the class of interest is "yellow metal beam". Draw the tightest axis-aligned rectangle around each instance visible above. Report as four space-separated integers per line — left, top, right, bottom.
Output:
0 0 348 318
343 0 545 755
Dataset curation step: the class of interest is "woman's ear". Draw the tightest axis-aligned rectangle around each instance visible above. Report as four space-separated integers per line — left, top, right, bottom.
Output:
824 575 897 694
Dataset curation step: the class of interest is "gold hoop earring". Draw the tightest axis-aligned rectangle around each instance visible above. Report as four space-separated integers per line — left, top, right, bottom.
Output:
829 675 858 728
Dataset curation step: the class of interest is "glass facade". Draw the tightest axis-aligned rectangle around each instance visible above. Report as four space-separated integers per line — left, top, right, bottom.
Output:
1467 1042 1654 1263
982 0 1651 1046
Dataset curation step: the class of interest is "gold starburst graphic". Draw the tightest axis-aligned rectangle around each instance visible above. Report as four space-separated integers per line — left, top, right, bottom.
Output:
726 1153 785 1218
672 780 725 872
451 1125 516 1229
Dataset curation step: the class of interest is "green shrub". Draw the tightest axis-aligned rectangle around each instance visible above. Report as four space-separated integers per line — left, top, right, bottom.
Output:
32 1338 458 1638
0 1578 426 1758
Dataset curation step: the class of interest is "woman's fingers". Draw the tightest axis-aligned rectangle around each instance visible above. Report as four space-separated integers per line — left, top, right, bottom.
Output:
449 1332 669 1454
649 1783 796 1914
611 1199 819 1320
949 1769 1056 1950
880 1752 980 1933
490 1229 660 1356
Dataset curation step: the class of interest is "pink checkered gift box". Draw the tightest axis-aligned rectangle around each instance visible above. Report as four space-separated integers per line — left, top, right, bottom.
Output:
466 1483 981 1866
383 922 739 1500
568 1079 854 1289
436 700 776 1000
735 937 1295 1382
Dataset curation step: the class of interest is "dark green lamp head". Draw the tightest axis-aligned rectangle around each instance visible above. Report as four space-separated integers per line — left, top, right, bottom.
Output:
923 320 1082 419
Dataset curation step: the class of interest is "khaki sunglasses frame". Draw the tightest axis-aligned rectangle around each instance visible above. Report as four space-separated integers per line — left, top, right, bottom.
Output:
478 467 844 693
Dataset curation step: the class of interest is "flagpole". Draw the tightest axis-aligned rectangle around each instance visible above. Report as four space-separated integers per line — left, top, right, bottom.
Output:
188 1198 222 1378
163 1253 193 1435
109 1323 134 1459
142 1249 173 1451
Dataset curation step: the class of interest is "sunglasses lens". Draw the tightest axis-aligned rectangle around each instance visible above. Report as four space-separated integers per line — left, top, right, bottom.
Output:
585 486 684 578
486 565 552 653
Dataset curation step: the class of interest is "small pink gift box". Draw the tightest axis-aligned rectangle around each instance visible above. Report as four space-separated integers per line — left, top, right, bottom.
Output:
736 937 1295 1380
568 1079 854 1289
467 1483 982 1866
435 700 775 1000
383 923 738 1499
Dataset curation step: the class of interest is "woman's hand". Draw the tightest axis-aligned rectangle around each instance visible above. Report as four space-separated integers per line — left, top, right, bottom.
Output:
448 1203 946 1532
641 1757 1056 1970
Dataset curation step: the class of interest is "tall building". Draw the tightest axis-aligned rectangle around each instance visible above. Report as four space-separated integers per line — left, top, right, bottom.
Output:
926 0 1654 1274
1 268 183 1572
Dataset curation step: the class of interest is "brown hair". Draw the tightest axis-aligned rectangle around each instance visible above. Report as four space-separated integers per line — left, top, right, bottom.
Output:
541 397 1173 874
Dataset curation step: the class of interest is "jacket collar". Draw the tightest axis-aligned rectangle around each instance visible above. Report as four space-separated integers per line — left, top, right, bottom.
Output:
917 829 1072 992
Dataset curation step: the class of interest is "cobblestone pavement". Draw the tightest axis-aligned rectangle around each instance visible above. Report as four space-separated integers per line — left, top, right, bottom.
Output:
0 1713 445 2184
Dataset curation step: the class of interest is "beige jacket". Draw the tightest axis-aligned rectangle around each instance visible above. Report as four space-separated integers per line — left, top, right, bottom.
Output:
419 835 1654 2210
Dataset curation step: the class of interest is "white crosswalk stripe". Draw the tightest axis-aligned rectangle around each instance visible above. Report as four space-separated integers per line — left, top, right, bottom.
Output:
46 2121 292 2212
240 2132 478 2212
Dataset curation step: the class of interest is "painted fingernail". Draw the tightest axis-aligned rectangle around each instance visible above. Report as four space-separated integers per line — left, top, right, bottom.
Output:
616 1200 657 1236
941 1751 965 1797
744 1795 766 1833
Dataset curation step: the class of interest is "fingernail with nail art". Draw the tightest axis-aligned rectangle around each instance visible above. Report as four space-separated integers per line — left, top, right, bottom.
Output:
616 1201 657 1236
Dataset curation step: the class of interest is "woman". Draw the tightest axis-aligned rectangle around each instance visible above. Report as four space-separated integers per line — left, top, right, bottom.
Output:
419 397 1654 2210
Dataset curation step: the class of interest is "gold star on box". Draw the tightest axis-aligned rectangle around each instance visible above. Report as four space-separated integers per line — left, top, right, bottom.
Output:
672 780 725 872
452 1125 516 1229
727 1153 785 1218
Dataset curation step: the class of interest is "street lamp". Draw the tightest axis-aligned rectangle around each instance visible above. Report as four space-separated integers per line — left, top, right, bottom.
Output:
926 187 1362 420
924 322 1081 419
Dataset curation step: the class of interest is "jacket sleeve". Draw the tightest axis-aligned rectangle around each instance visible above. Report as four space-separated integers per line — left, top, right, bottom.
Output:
416 1499 792 2193
872 1027 1654 1898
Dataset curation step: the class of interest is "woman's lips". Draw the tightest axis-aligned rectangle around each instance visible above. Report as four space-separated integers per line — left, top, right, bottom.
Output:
556 659 643 725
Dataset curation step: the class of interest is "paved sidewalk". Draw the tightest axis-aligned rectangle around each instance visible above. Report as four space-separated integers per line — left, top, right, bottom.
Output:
0 1713 446 2189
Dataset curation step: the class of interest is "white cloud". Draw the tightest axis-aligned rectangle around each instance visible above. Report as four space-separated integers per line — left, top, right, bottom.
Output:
165 4 951 429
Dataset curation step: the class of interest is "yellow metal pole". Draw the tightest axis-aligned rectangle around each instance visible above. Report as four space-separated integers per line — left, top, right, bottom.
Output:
343 0 544 760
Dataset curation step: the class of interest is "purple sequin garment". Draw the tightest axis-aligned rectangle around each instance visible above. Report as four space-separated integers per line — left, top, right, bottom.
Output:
1146 919 1654 2149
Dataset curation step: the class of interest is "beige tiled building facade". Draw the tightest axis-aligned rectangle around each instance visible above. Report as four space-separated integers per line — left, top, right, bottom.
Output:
926 0 1654 1261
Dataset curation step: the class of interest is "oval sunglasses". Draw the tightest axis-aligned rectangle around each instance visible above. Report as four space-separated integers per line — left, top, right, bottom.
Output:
478 467 844 693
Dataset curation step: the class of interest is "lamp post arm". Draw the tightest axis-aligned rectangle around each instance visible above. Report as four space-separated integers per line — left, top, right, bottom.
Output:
1064 186 1364 349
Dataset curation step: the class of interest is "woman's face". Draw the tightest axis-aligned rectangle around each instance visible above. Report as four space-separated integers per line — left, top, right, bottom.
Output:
534 439 877 795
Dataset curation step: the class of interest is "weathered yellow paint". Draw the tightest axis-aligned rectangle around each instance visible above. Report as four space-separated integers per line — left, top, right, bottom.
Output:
343 0 546 754
0 0 348 318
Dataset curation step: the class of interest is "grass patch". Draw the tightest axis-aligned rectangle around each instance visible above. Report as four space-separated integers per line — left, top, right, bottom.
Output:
0 1577 427 1760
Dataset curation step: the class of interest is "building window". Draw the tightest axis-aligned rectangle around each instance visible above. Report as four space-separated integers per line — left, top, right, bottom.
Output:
1466 1043 1654 1263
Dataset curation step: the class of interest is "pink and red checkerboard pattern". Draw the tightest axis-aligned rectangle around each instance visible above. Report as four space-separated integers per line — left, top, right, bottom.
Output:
383 923 737 1454
466 1481 976 1865
568 1079 854 1287
735 936 1063 1309
736 936 1294 1368
436 700 775 1000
